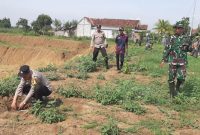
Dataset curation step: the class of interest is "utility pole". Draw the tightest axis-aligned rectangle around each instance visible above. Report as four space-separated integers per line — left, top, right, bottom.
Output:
190 0 197 36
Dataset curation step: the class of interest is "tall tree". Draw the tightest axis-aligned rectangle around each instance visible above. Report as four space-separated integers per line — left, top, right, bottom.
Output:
0 18 11 28
178 17 190 35
31 21 40 34
154 19 173 35
64 20 78 36
16 18 30 31
53 19 62 31
31 14 52 35
64 20 78 30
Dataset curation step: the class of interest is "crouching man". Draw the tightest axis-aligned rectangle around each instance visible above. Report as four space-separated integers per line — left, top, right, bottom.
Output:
11 65 52 110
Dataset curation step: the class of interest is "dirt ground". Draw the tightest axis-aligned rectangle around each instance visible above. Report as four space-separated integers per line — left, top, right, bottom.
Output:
0 34 199 135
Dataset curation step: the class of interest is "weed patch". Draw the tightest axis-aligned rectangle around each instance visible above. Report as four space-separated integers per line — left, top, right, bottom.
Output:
0 76 20 96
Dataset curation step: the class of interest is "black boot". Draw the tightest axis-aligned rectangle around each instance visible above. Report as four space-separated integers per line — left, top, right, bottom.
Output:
120 61 124 69
169 81 176 98
116 55 120 70
105 60 109 69
176 79 184 93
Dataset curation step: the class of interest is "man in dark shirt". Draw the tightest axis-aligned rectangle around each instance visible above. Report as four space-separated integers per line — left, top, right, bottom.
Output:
115 27 128 70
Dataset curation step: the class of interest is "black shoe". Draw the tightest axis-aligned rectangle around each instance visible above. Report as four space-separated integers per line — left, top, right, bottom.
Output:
169 81 176 98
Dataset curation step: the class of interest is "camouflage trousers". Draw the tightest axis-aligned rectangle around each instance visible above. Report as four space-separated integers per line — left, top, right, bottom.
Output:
168 64 186 83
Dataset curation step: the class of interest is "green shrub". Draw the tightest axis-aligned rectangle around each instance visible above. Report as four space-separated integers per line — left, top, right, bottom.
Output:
78 56 96 72
97 73 106 80
122 101 146 115
66 72 75 78
121 61 131 74
38 108 65 124
101 119 119 135
95 85 122 105
38 64 57 72
30 100 44 116
30 100 65 124
46 72 61 81
0 76 20 96
58 85 87 98
76 71 89 80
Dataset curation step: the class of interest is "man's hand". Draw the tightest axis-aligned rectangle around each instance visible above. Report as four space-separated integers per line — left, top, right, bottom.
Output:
89 46 94 52
160 61 165 68
11 101 18 110
18 102 26 110
105 44 108 48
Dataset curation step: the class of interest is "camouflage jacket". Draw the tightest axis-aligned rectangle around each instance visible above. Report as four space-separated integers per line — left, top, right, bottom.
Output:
162 35 189 65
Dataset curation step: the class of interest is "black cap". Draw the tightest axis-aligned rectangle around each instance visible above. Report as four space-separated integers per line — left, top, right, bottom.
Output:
173 22 184 29
119 27 124 31
18 65 30 76
97 25 101 28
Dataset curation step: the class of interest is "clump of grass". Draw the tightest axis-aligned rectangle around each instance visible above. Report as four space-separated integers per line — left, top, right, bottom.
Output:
78 56 96 72
30 100 65 124
101 118 119 135
38 64 57 72
58 84 89 98
76 71 89 80
97 73 106 80
95 85 122 105
0 75 20 96
82 121 99 129
122 101 146 115
121 61 131 74
46 72 62 81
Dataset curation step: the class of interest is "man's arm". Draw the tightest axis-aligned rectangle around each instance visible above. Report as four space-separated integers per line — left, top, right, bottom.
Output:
11 79 25 110
90 34 95 48
125 36 128 56
19 76 39 109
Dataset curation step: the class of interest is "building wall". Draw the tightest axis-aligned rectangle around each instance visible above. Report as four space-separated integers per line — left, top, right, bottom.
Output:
54 31 69 37
76 18 91 37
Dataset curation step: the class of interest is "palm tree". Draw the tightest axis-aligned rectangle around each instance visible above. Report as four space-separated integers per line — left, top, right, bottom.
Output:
154 19 173 35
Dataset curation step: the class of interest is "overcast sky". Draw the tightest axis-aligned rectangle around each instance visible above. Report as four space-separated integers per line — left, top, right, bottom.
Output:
0 0 200 29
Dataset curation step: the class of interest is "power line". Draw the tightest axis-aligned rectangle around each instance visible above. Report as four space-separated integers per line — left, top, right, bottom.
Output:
190 0 197 36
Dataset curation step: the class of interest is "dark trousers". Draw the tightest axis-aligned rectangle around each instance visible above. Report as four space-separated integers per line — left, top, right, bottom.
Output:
23 84 51 101
116 53 124 70
93 47 108 68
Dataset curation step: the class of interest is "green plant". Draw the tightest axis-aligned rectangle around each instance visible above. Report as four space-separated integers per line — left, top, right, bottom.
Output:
122 61 130 74
30 100 44 115
38 108 65 124
95 85 122 105
30 100 65 124
76 71 89 80
66 72 75 78
97 73 106 80
0 76 20 96
139 119 171 135
101 119 119 135
82 121 99 129
77 56 96 72
46 72 61 81
122 101 146 115
38 64 57 72
58 85 87 98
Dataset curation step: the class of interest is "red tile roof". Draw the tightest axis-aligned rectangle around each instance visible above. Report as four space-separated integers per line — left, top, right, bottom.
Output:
85 17 148 30
138 25 148 30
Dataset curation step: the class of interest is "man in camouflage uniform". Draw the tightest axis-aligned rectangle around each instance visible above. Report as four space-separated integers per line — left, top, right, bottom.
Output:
145 32 153 50
191 37 200 58
161 22 190 98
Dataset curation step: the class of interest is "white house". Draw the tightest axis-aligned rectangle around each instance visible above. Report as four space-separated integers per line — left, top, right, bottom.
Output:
76 17 148 38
